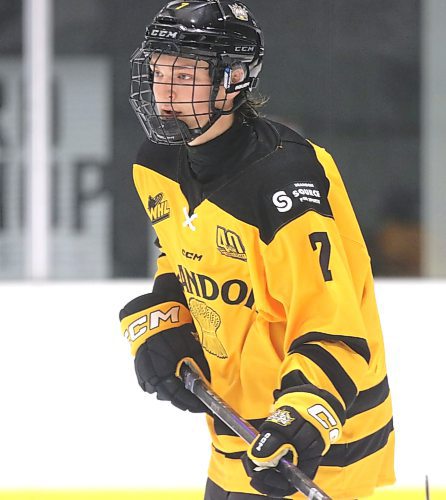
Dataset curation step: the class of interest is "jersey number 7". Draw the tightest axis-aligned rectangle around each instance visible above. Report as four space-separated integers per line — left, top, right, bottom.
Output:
309 232 333 282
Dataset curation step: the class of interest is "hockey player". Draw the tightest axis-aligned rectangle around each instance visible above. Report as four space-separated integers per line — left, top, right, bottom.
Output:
120 1 395 498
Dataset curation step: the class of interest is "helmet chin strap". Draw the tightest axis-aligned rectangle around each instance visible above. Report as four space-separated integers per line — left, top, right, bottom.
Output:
183 94 246 144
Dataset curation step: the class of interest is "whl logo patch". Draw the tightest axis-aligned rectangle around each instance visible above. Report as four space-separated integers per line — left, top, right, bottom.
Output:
216 226 247 262
147 193 170 224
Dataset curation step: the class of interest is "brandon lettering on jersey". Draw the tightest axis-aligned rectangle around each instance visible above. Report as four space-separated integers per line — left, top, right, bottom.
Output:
177 265 255 309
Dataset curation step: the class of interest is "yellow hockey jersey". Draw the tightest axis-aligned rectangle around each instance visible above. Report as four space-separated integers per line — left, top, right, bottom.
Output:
131 118 395 499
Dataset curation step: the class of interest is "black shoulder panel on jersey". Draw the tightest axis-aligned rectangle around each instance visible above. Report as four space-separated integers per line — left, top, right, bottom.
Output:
135 138 182 182
209 118 333 245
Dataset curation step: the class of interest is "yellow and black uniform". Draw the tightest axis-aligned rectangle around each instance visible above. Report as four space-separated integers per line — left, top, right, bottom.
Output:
130 117 395 499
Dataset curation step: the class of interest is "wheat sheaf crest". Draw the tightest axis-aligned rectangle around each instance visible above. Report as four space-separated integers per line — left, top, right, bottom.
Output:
189 298 228 359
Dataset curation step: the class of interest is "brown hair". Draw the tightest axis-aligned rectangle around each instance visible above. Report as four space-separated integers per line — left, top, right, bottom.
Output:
238 91 269 119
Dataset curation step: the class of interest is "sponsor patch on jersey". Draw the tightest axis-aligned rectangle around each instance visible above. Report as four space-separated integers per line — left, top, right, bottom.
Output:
189 298 228 359
267 408 295 427
147 192 170 224
216 226 247 261
228 3 249 21
269 180 332 218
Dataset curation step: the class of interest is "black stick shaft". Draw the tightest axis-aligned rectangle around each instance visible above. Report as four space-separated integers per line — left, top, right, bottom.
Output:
180 363 332 500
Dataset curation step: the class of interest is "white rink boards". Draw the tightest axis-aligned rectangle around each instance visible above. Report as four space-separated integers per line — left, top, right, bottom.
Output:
0 279 444 494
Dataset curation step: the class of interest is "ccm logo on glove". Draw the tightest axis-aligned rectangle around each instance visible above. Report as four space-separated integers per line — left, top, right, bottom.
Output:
123 305 180 341
255 432 271 452
120 298 193 355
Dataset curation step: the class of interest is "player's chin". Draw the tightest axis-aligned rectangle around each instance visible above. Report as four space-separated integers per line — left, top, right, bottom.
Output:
176 116 208 131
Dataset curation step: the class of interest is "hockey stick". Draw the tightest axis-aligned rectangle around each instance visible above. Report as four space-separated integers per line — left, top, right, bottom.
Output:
180 362 332 500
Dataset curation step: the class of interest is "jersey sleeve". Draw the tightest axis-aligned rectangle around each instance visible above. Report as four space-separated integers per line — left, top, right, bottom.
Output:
259 149 371 429
265 213 370 422
132 142 185 304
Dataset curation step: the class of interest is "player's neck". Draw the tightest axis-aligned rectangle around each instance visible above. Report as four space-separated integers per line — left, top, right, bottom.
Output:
188 113 235 147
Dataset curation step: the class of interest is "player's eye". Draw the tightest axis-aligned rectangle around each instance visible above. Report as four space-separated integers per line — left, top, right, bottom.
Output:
177 73 193 80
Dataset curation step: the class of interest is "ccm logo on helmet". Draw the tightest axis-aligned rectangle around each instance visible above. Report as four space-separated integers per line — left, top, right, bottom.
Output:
234 46 255 53
124 306 180 342
149 28 178 39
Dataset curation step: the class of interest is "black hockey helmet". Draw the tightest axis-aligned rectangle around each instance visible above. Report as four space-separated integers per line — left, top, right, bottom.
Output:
130 0 264 145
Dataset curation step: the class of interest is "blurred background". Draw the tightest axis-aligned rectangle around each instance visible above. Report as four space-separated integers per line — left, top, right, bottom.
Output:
2 0 445 281
1 1 446 497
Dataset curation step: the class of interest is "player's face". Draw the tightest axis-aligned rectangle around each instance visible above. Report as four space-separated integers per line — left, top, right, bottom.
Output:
150 53 226 130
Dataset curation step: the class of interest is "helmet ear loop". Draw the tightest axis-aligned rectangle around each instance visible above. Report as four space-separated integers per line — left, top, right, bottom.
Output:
218 63 249 116
206 63 231 121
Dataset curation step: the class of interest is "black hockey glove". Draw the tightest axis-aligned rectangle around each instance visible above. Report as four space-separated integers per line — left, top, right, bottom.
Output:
120 291 210 413
134 323 210 412
242 392 343 498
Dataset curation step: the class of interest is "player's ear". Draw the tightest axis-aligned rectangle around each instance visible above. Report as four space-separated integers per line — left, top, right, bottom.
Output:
230 65 246 87
221 64 246 107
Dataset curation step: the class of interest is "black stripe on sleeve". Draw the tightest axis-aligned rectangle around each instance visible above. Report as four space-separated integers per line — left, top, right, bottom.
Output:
276 369 311 394
213 419 394 465
346 376 390 419
213 446 244 460
276 384 346 425
321 419 394 467
274 370 346 424
291 343 358 409
289 332 371 364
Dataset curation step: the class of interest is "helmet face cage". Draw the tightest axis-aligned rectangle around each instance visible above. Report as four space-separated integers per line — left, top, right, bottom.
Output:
130 46 235 146
129 0 264 146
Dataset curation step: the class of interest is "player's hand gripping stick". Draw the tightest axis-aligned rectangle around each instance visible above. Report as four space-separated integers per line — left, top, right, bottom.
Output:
180 362 332 500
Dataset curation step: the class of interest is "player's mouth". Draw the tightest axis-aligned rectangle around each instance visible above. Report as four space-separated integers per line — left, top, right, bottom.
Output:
160 108 181 118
